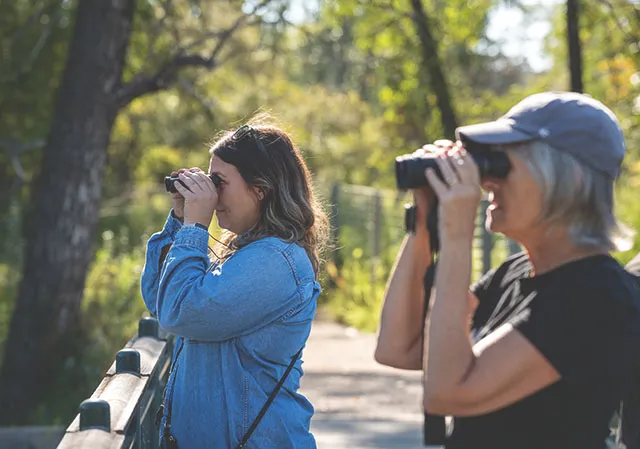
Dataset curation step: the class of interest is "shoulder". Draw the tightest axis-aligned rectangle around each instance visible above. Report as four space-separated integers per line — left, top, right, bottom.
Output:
550 255 637 298
535 255 640 326
239 237 316 284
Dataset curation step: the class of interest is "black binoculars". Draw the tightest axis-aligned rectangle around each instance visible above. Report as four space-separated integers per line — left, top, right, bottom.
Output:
164 173 221 193
394 143 511 190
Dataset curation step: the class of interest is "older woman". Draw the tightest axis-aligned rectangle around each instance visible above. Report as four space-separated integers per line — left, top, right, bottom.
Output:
141 119 328 449
375 92 640 449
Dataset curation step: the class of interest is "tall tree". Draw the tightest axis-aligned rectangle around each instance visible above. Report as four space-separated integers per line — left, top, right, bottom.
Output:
0 0 272 424
567 0 584 92
410 0 459 138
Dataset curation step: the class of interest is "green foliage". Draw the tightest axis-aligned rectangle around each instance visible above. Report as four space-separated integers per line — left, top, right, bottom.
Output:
3 0 640 426
0 264 19 365
323 247 392 332
28 240 149 425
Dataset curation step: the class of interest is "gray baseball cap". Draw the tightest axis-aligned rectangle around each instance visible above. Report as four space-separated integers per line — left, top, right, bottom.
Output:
455 91 626 179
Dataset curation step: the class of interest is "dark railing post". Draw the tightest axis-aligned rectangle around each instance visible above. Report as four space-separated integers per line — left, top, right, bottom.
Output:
58 317 173 449
79 399 110 432
116 349 141 376
139 317 159 338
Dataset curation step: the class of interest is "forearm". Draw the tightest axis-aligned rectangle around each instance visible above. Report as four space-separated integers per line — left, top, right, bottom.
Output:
424 240 474 396
375 231 432 368
140 210 183 315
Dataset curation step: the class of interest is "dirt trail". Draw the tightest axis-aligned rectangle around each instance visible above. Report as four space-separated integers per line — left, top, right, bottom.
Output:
299 320 431 449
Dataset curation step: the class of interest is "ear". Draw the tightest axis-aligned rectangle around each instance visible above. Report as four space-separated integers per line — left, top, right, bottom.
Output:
252 186 265 201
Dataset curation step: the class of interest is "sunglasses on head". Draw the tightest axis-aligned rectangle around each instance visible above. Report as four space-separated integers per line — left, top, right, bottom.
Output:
231 125 268 154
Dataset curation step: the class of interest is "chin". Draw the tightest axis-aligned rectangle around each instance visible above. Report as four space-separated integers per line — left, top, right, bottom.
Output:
486 208 507 233
215 215 228 231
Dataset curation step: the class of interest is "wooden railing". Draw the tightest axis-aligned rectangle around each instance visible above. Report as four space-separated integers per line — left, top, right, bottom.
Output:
56 317 173 449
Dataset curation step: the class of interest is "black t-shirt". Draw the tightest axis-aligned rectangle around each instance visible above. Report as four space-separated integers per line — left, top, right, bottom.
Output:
443 252 640 449
620 253 640 449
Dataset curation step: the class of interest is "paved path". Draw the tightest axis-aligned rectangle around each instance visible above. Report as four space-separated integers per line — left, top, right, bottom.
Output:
299 320 428 448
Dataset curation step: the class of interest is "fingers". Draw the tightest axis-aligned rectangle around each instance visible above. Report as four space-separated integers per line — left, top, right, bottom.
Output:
435 152 460 187
420 144 446 156
179 171 206 193
434 139 454 151
451 147 480 184
425 168 447 198
425 146 480 189
171 167 202 177
178 171 217 195
173 179 192 197
192 172 216 192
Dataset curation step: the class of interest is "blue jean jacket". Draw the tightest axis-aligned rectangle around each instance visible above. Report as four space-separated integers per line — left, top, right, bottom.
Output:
141 212 319 448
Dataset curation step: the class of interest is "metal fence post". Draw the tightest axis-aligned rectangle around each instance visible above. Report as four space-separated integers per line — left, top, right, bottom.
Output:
371 190 382 286
372 190 382 260
480 200 493 275
330 183 343 271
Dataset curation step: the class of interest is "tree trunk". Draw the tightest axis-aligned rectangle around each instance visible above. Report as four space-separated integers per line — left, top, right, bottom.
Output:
410 0 459 138
409 3 456 442
0 0 135 425
567 0 583 93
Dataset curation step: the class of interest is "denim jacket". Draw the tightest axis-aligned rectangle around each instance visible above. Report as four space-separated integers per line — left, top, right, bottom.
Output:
141 212 319 448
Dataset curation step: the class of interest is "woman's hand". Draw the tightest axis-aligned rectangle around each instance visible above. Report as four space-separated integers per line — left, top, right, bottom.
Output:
174 170 218 228
425 141 482 242
170 167 202 220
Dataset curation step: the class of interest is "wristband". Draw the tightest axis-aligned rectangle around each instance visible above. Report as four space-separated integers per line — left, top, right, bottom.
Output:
183 222 209 231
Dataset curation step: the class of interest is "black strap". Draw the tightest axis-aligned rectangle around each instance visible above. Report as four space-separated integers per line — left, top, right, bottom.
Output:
422 259 447 446
162 339 185 429
421 201 447 446
236 348 303 449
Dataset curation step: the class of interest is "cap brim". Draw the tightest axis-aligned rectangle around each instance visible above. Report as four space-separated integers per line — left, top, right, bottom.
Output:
456 120 535 146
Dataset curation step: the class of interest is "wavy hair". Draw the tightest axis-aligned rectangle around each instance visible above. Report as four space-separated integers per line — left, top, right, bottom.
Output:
209 116 329 277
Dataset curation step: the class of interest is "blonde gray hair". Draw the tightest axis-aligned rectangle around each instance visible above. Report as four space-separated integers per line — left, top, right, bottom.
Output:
508 141 633 252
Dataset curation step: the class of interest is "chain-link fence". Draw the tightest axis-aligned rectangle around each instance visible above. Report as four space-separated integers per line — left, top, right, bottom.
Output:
328 182 521 284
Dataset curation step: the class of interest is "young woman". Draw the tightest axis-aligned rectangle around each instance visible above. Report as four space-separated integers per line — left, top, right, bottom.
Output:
375 92 640 449
141 119 328 448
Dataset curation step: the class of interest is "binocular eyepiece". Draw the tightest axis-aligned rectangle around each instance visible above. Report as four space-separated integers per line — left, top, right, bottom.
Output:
164 173 222 193
394 144 511 190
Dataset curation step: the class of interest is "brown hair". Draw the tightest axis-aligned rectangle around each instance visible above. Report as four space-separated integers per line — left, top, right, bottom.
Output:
209 115 329 276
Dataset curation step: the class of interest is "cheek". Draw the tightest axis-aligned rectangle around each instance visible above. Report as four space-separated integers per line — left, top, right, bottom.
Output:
507 181 542 226
222 187 258 214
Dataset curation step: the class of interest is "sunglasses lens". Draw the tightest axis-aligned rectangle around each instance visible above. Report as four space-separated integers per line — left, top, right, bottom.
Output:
232 125 266 154
233 125 251 140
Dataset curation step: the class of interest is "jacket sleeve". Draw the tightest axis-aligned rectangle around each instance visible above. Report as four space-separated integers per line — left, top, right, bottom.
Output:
140 211 183 317
155 226 315 342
